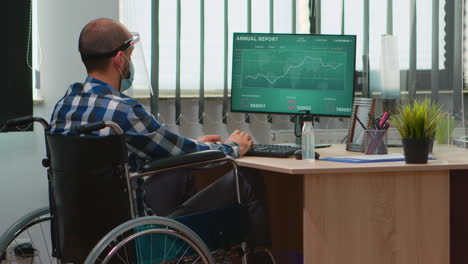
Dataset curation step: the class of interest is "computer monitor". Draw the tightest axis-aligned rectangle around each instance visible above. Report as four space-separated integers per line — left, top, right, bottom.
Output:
231 33 356 117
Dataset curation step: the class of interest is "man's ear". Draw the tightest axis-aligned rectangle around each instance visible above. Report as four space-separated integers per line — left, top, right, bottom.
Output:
113 51 124 70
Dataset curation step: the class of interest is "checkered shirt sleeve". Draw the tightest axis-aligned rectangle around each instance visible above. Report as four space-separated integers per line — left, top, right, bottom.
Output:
50 77 240 162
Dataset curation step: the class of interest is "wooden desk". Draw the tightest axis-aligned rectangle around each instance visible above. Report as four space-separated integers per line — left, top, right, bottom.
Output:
237 145 468 264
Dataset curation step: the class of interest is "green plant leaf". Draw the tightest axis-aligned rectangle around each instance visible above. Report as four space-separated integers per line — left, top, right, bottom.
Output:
389 98 446 139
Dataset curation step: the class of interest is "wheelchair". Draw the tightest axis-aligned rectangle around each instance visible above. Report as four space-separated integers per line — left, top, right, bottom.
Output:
0 116 275 264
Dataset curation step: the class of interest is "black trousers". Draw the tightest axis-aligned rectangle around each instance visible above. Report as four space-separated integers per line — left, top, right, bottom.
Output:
142 167 271 247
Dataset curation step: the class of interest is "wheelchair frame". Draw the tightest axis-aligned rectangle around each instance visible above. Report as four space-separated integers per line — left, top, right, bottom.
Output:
0 116 258 264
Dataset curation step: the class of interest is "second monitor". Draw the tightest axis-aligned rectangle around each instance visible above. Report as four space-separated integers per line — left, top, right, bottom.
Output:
231 33 356 117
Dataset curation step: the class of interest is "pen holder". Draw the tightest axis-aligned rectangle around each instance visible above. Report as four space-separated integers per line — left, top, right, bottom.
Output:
364 130 388 155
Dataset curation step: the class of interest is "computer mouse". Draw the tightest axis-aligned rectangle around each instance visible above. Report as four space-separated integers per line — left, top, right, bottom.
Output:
294 150 320 160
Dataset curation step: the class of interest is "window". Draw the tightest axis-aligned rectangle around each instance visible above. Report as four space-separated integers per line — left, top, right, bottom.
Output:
121 0 461 102
321 0 446 70
119 0 306 97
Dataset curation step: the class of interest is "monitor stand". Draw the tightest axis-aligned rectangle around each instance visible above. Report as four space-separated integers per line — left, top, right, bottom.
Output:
295 115 302 146
294 115 323 148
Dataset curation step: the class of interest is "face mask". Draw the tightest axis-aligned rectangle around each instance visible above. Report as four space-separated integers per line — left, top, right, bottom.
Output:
120 61 134 92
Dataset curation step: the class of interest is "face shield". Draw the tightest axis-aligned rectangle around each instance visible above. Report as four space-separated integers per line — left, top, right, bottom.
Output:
119 32 153 97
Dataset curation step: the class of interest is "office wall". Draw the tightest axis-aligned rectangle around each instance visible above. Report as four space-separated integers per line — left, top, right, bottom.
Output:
0 0 118 233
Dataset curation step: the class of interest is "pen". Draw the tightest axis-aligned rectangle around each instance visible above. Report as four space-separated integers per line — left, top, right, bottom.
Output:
355 116 367 130
378 112 389 129
381 120 390 130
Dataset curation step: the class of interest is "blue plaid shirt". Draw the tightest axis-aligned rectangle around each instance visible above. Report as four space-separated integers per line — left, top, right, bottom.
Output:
50 77 240 167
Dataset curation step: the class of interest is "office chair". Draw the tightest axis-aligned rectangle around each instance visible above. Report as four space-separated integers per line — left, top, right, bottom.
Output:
0 116 272 264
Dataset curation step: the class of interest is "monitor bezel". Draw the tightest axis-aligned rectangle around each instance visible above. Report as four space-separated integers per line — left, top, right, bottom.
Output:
230 32 357 117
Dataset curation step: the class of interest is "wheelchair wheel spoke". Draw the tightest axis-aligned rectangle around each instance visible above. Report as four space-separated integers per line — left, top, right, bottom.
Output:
150 228 154 262
26 228 47 264
121 241 130 264
162 233 178 260
38 220 51 264
174 244 190 264
191 255 201 264
1 209 57 264
135 235 143 264
106 241 130 264
163 228 168 260
83 217 214 264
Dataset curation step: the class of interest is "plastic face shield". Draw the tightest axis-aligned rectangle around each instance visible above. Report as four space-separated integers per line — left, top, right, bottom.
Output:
120 32 153 97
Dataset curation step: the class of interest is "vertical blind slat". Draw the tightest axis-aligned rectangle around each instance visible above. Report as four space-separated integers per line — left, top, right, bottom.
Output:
267 0 274 123
245 0 252 123
387 0 393 35
309 0 319 33
248 0 252 32
199 0 205 124
408 0 417 100
292 0 296 33
341 0 345 34
222 0 229 124
150 0 160 118
431 0 439 103
452 0 463 117
290 0 297 124
270 0 274 33
316 0 321 33
362 0 370 97
175 0 181 125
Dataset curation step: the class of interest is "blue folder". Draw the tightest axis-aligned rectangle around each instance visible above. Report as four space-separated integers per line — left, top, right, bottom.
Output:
321 154 434 163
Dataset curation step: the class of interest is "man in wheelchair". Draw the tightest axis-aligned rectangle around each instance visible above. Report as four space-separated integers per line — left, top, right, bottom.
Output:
49 18 271 263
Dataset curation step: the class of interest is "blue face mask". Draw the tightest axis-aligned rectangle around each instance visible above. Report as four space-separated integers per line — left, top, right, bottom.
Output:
120 61 134 92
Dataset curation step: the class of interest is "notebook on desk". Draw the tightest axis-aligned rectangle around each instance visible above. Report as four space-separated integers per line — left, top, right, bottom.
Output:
321 153 407 163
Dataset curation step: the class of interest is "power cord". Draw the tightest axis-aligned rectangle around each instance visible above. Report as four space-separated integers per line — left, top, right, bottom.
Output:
0 122 33 132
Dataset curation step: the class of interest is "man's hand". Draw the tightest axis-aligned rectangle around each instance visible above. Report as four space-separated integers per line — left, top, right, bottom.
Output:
225 130 253 156
197 135 223 143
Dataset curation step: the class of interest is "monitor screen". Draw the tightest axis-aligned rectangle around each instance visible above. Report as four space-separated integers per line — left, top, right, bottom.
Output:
231 33 356 117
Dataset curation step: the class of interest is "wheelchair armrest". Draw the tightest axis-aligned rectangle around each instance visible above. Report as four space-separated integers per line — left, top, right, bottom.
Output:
6 116 49 130
140 150 227 173
75 121 106 134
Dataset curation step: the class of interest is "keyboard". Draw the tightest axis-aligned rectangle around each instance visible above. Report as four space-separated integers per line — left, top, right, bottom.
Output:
245 144 301 158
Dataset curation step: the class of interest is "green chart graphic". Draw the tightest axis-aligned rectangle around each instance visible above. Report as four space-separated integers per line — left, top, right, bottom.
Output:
241 50 346 90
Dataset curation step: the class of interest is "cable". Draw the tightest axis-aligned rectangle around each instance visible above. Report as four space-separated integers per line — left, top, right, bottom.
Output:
25 0 33 70
340 134 348 143
35 0 43 70
251 114 272 125
225 113 245 124
0 123 33 132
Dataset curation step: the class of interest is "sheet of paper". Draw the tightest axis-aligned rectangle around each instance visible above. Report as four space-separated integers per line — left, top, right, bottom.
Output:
341 153 404 161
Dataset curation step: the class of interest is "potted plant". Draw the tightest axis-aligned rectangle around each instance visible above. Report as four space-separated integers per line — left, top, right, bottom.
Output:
390 98 446 164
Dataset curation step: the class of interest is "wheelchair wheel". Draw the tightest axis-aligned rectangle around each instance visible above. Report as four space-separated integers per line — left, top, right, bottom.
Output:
0 207 57 263
85 216 216 264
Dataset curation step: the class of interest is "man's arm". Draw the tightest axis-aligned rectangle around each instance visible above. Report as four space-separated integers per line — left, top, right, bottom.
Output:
225 130 253 156
123 105 245 160
197 135 223 143
198 132 253 156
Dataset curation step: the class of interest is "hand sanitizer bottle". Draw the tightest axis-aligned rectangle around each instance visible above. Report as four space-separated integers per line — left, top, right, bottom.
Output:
301 111 315 160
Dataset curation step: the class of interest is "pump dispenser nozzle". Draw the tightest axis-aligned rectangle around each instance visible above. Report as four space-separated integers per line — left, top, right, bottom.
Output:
300 110 314 122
